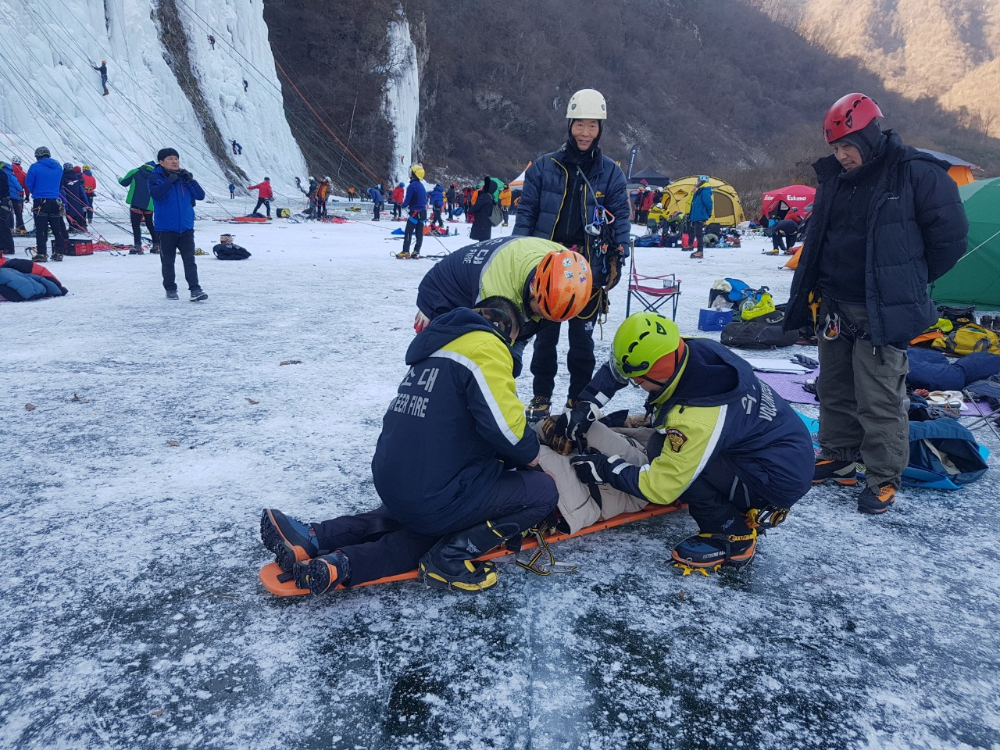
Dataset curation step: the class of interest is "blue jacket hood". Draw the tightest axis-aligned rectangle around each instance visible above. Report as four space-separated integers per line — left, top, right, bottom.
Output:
405 308 511 365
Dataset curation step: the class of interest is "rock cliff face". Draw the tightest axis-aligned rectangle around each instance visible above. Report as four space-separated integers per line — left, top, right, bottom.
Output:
263 0 1000 190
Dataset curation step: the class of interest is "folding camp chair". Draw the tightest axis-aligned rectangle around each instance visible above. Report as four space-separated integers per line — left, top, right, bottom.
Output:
625 238 681 319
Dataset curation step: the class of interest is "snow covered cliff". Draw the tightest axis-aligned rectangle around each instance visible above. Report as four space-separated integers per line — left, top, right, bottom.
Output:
0 0 306 204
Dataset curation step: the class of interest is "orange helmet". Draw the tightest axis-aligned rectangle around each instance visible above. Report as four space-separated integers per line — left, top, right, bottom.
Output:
530 249 593 321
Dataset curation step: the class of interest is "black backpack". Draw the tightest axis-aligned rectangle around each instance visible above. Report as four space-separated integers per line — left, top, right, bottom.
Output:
720 312 799 349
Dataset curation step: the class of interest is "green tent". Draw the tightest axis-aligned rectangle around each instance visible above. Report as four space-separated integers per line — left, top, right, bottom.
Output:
931 177 1000 310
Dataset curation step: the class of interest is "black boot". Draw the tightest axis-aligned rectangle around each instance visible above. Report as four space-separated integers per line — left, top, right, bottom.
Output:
419 520 520 592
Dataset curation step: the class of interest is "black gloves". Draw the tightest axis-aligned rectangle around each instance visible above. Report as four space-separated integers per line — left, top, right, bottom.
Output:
179 169 193 182
166 171 180 183
570 450 629 486
556 401 600 447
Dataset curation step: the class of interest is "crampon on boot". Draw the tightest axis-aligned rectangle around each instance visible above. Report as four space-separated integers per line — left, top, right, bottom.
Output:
419 519 518 592
260 508 319 573
525 395 552 423
744 506 790 530
294 551 351 595
672 529 757 576
813 459 858 486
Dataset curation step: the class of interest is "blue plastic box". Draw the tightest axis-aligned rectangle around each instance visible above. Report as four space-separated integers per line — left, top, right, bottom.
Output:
698 308 734 331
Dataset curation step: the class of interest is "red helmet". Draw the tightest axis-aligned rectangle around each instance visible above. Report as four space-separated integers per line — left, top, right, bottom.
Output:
530 249 593 322
823 93 883 144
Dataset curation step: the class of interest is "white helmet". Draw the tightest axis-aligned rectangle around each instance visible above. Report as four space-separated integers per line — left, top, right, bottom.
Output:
566 89 607 120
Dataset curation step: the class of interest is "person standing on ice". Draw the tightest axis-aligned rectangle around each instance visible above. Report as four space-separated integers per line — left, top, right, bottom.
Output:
119 161 158 255
11 157 28 233
259 298 559 594
513 88 630 423
148 148 207 301
80 165 96 226
25 147 69 262
687 175 713 259
367 184 384 220
60 165 88 232
391 182 405 220
558 311 814 572
446 183 458 220
428 183 445 229
247 177 272 218
784 93 968 515
0 161 17 256
469 176 495 242
92 60 109 95
397 165 427 258
228 183 236 199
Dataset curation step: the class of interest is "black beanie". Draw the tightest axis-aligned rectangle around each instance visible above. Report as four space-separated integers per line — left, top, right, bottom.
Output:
157 147 179 162
839 119 882 164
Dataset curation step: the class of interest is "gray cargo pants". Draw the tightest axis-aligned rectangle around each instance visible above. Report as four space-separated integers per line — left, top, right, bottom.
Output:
816 300 909 488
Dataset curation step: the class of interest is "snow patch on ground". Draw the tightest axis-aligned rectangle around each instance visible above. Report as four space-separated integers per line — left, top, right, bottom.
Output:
2 213 997 749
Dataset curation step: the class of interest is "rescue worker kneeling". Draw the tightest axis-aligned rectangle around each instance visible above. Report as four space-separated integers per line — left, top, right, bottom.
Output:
260 298 558 593
558 312 814 570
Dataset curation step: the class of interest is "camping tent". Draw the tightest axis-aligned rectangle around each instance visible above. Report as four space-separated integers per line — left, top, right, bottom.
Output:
760 185 816 222
508 162 532 190
648 175 746 226
916 148 978 187
930 177 1000 309
630 167 670 187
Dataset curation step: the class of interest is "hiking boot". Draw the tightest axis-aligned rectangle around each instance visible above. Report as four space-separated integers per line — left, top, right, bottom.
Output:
744 506 790 530
395 251 410 259
857 482 897 515
50 253 63 262
260 508 319 573
190 288 208 302
410 253 420 259
419 519 518 593
165 290 179 300
689 251 704 259
130 243 144 255
295 551 352 595
525 395 552 422
763 248 779 256
151 245 160 254
32 253 47 262
672 528 757 569
813 459 858 486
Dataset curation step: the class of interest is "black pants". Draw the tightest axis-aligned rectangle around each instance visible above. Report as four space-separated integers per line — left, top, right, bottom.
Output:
530 310 597 402
691 220 705 250
402 211 425 255
501 206 509 224
12 199 24 231
432 207 443 228
130 209 156 246
252 198 271 217
312 505 439 587
33 199 69 257
392 202 402 220
372 203 381 220
0 201 13 255
158 230 200 292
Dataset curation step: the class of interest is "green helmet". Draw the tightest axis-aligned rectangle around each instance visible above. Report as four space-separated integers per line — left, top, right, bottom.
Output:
610 312 681 383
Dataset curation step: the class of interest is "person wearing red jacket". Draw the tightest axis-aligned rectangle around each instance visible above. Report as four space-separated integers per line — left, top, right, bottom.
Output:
81 165 97 226
247 177 273 218
11 157 28 233
391 182 404 220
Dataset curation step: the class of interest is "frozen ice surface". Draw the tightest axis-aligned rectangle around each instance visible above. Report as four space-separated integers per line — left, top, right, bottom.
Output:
2 214 998 749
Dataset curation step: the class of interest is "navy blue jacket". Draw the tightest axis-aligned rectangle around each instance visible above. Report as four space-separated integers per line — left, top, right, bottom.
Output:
368 187 384 205
25 157 63 199
371 308 538 535
513 144 630 286
429 185 445 209
3 164 22 201
785 131 968 345
148 165 206 233
403 177 427 212
61 168 88 219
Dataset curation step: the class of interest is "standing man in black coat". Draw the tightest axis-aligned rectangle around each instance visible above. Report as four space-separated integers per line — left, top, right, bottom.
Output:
469 177 495 241
513 88 631 421
784 93 968 514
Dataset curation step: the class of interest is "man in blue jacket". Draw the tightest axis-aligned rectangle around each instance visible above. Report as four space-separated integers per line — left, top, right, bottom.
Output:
429 183 445 229
260 299 558 594
688 175 714 259
148 148 207 301
367 184 384 221
0 161 21 256
784 93 968 514
24 147 69 262
397 165 428 259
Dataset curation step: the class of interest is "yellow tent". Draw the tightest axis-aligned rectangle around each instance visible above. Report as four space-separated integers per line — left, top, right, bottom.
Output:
648 175 746 226
916 148 977 187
